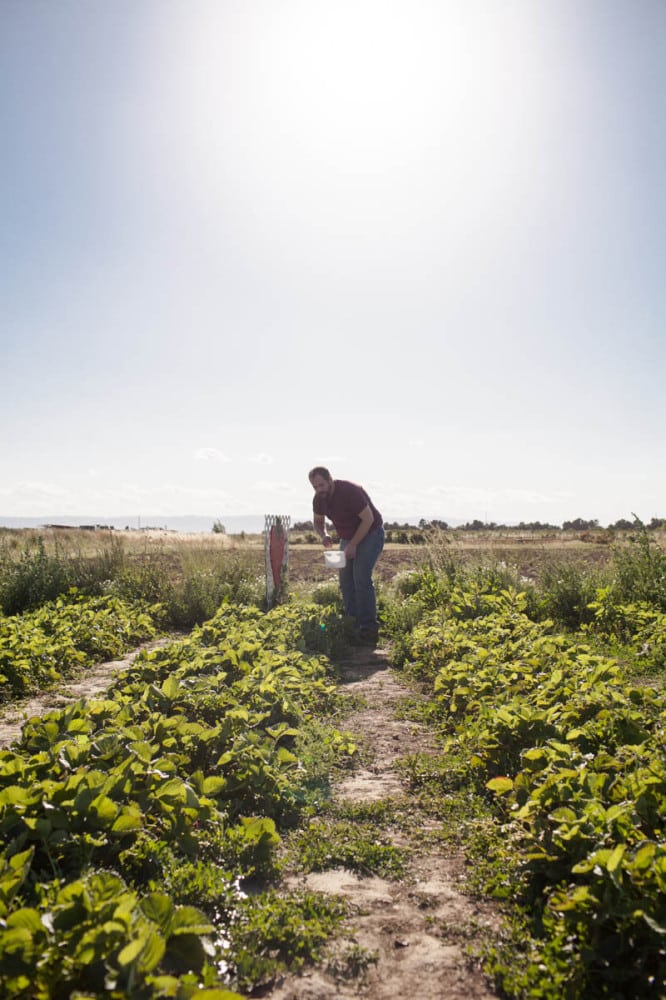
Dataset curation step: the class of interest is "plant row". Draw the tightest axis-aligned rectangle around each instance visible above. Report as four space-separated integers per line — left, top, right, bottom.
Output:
0 601 354 998
0 591 162 703
392 583 666 998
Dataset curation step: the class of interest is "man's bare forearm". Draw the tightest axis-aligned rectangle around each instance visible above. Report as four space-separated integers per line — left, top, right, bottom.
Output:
313 515 330 544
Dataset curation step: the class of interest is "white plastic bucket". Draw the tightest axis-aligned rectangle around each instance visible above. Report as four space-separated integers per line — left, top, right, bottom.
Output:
324 549 346 569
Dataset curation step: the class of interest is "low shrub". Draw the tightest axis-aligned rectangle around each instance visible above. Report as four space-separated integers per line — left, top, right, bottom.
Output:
612 519 666 609
538 560 601 630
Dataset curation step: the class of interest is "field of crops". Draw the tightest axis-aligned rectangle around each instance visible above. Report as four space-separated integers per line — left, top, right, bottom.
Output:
0 525 664 998
0 595 355 998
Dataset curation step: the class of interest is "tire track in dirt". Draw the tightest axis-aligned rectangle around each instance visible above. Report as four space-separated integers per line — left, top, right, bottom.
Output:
266 645 501 1000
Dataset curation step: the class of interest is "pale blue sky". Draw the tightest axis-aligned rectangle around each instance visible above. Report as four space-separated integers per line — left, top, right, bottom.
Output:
2 0 664 527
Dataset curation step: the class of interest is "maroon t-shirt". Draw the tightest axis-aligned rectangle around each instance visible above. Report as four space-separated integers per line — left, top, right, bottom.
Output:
313 480 383 540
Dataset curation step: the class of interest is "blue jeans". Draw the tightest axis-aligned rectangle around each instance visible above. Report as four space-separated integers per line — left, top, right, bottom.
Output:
339 527 384 632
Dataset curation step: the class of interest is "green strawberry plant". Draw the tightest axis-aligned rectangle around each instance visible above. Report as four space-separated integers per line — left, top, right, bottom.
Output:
0 599 355 997
0 591 162 701
392 578 666 997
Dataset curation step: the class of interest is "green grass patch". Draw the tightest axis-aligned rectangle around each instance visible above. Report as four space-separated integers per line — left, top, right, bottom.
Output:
224 889 347 994
325 941 379 982
287 815 408 878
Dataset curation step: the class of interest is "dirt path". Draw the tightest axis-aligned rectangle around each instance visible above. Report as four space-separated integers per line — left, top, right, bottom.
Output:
266 644 500 1000
0 638 171 748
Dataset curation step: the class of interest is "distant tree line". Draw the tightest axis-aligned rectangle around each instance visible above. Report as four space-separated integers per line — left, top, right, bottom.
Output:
286 516 665 544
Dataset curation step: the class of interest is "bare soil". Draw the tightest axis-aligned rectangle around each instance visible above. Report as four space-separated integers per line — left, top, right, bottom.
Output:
264 643 501 1000
289 537 613 589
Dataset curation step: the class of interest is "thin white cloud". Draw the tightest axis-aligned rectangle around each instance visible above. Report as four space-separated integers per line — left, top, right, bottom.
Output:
425 485 573 506
194 447 231 463
0 481 67 499
255 480 296 495
0 481 71 512
161 484 233 502
248 453 274 465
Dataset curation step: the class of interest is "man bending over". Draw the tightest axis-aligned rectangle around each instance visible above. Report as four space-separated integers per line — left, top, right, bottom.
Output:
308 466 384 645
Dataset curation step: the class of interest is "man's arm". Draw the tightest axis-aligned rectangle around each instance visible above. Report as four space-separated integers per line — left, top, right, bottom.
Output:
344 506 374 560
313 513 333 548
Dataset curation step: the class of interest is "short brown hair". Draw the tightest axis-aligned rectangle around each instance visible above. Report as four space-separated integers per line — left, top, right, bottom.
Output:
308 466 332 484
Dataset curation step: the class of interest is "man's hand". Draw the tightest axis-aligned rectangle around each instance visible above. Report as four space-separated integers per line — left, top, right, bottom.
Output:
322 534 334 549
344 507 373 561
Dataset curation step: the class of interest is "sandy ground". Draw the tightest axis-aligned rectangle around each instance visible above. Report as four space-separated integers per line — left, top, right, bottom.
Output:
264 643 500 1000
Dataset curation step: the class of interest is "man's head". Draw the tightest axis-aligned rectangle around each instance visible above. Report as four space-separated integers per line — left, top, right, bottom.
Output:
308 466 333 498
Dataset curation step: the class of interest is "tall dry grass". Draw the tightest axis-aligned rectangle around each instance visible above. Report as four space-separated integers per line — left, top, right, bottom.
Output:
0 528 266 625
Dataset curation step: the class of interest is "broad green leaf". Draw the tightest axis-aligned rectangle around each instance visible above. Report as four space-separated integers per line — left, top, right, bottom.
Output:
0 785 29 806
184 783 201 809
139 929 166 972
155 778 187 803
240 816 279 846
486 777 514 794
8 848 34 873
89 793 119 827
633 843 656 870
129 741 155 762
202 776 227 795
550 807 578 823
170 905 213 936
161 675 181 699
144 977 181 993
0 925 33 955
266 724 299 741
6 907 43 933
66 719 90 734
117 935 147 966
164 931 207 972
111 811 143 834
141 893 174 930
117 925 166 972
606 844 625 873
